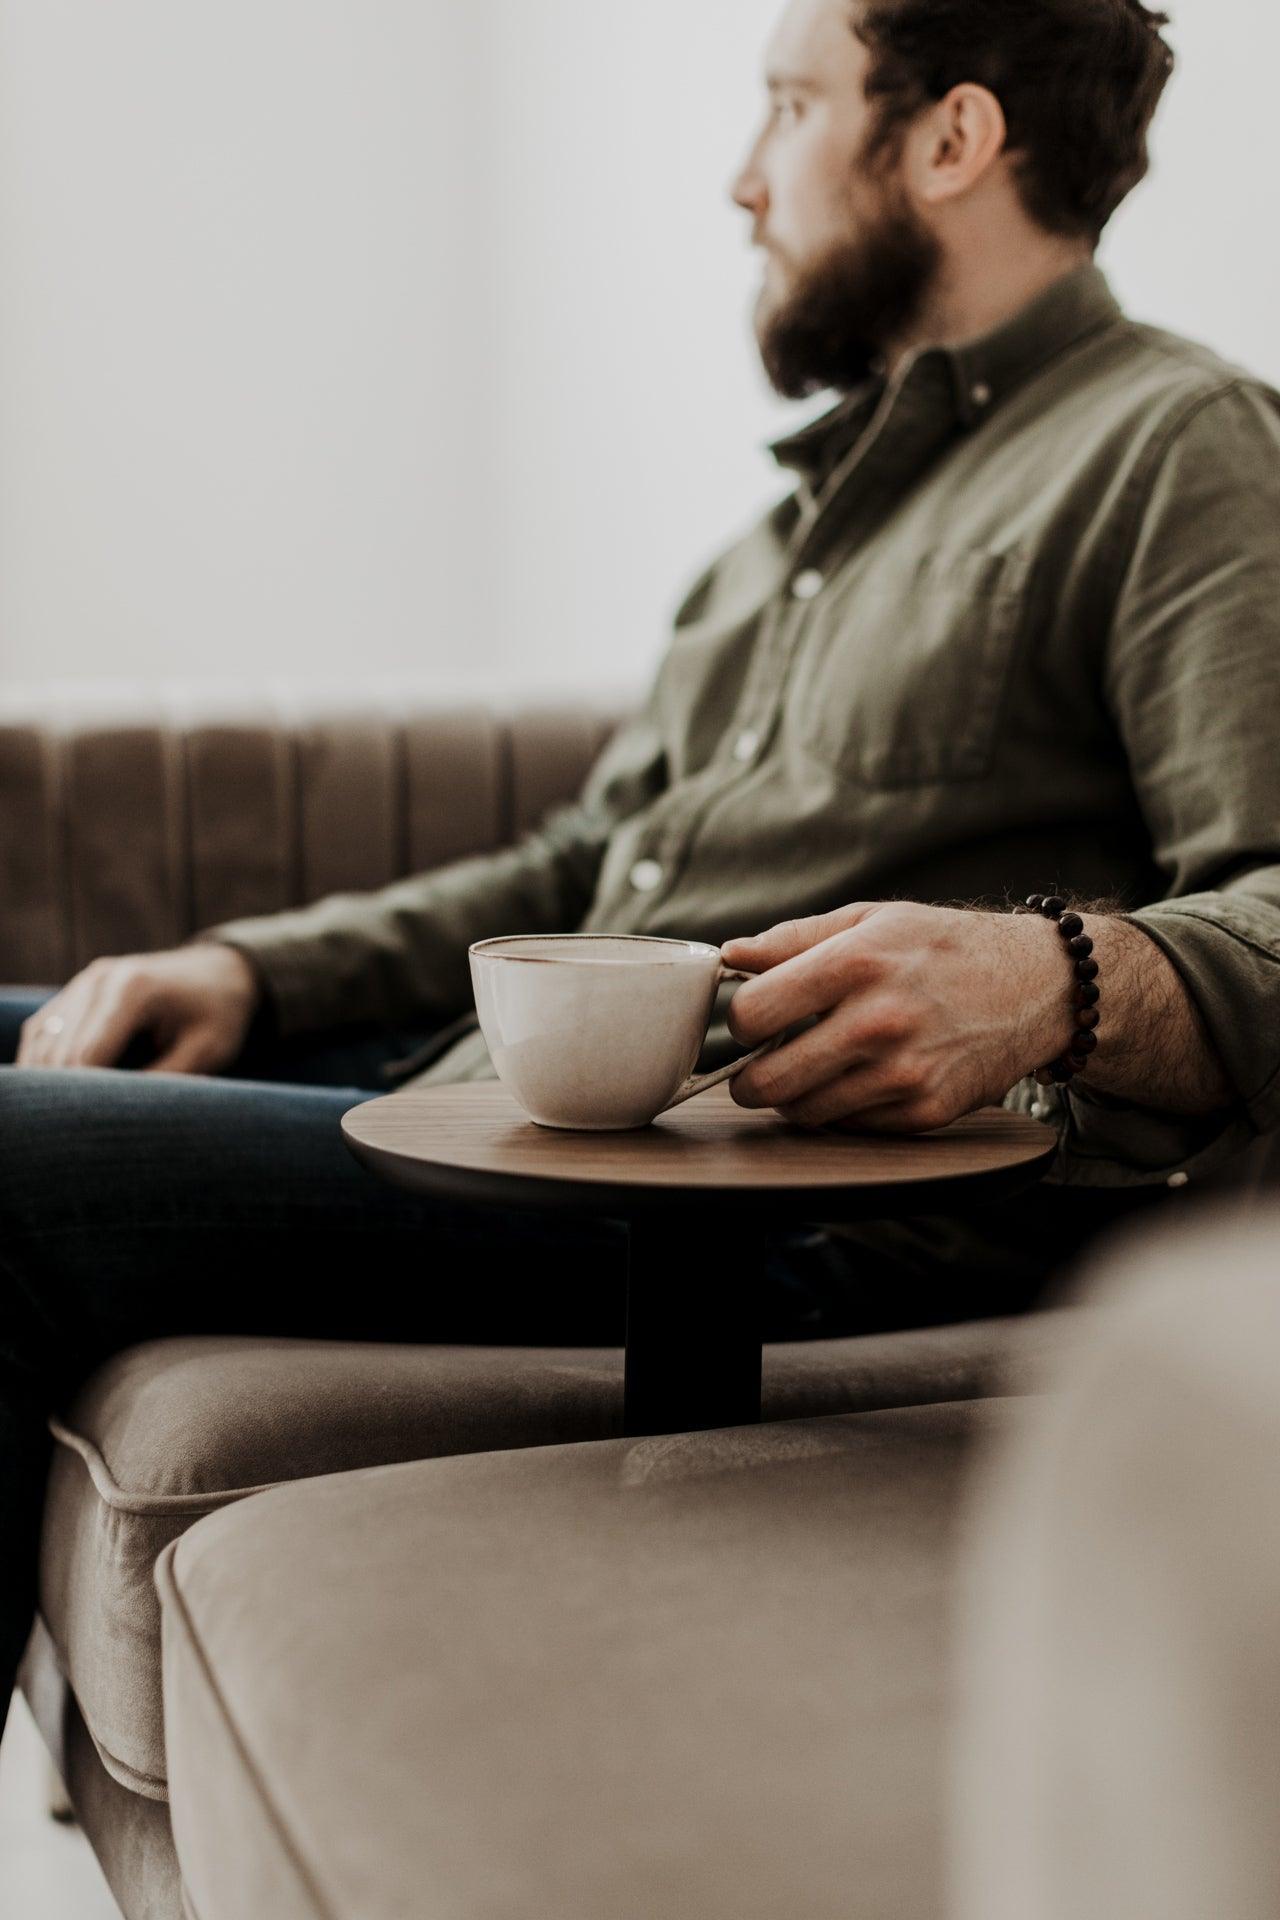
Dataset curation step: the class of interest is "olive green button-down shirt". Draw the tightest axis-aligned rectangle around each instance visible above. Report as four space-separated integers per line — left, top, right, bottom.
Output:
203 264 1280 1192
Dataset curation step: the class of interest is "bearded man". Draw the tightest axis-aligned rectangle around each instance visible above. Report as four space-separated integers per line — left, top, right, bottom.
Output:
2 0 1278 1739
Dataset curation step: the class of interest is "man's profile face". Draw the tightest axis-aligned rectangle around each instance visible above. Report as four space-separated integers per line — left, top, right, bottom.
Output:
732 0 940 397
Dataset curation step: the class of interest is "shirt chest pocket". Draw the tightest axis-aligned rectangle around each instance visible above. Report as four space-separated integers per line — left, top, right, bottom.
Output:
788 548 1032 788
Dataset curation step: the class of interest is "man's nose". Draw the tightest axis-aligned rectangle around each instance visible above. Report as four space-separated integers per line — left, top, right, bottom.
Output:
730 160 767 218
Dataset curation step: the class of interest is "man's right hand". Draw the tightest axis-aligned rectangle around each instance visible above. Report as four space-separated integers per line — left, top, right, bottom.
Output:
15 942 265 1076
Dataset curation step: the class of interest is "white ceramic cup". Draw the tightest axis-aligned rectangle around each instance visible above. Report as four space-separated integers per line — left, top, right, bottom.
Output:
469 933 778 1131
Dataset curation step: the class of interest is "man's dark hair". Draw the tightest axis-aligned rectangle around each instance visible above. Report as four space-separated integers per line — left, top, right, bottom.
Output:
850 0 1176 244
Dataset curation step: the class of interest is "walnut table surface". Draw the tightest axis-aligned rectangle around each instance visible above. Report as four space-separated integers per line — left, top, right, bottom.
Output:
342 1083 1056 1435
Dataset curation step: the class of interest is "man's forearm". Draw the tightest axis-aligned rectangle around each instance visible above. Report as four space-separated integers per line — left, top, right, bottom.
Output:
195 812 614 1040
1058 915 1233 1116
723 898 1242 1144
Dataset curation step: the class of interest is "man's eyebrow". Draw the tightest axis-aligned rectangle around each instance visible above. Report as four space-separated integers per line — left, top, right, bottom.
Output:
765 70 821 94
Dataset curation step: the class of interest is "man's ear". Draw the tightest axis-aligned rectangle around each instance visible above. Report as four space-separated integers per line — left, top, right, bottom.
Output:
908 83 1008 208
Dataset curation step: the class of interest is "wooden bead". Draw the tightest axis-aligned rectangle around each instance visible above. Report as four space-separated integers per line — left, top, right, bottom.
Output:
1026 887 1103 1086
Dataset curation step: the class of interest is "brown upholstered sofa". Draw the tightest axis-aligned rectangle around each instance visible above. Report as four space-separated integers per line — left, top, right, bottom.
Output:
0 687 1095 1917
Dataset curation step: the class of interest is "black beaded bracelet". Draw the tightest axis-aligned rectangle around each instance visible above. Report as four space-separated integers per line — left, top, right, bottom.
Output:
1014 893 1101 1087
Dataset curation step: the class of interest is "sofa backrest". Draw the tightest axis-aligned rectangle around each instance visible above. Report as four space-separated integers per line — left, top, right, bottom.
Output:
0 687 626 985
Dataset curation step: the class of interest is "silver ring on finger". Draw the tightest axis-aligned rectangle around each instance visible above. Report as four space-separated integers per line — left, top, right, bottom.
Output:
41 1014 66 1036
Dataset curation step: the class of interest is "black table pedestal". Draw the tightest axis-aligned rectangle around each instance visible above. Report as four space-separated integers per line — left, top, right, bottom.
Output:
342 1085 1058 1441
623 1217 764 1437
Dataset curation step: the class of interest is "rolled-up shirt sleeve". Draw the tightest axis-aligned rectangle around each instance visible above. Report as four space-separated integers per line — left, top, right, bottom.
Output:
1046 380 1280 1185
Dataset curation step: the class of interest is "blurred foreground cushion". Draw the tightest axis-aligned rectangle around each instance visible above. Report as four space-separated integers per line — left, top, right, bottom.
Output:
159 1400 1015 1920
38 1317 1065 1800
953 1206 1280 1920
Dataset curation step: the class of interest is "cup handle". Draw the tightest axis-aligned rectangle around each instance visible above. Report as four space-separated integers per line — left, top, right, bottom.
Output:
662 966 782 1113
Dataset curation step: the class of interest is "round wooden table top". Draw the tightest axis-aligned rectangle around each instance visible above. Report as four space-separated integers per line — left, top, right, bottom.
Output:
341 1082 1057 1219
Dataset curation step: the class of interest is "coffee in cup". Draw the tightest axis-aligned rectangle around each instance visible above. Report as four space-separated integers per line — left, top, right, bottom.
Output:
469 933 776 1131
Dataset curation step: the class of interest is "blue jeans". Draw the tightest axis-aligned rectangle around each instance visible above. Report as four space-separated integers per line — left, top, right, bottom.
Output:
0 986 866 1727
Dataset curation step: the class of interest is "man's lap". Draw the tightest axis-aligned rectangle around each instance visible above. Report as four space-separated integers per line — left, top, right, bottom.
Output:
0 988 863 1365
0 985 434 1094
0 988 633 1368
0 983 1093 1354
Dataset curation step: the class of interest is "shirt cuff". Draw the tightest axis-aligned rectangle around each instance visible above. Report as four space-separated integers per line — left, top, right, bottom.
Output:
1121 898 1280 1137
1001 895 1280 1189
1004 1074 1259 1192
184 916 350 1040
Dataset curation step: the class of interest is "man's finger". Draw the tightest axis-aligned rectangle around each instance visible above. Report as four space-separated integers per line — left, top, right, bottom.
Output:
17 979 95 1068
721 903 877 972
769 1060 928 1131
66 986 154 1069
15 1000 65 1067
731 997 902 1109
818 1096 944 1137
725 929 881 1046
143 1030 210 1076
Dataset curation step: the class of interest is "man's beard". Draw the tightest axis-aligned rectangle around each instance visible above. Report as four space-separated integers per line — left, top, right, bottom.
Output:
756 188 940 399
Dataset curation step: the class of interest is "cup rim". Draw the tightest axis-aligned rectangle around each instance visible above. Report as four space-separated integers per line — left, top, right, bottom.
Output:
469 933 720 967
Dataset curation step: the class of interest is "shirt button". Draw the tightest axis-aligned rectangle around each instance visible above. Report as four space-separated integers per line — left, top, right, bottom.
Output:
629 858 664 894
970 381 993 409
791 568 824 601
733 728 761 764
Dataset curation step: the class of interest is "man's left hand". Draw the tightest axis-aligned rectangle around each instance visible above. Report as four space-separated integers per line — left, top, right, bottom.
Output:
722 902 1073 1132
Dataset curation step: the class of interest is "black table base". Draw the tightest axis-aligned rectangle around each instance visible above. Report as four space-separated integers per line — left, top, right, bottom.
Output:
623 1217 763 1437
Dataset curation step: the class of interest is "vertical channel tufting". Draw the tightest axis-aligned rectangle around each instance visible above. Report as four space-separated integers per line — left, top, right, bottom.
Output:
390 715 410 885
506 707 608 839
0 689 633 983
284 706 306 914
0 714 71 984
402 708 506 875
184 712 296 930
160 704 196 942
295 705 399 903
49 719 77 984
64 717 184 970
494 712 515 854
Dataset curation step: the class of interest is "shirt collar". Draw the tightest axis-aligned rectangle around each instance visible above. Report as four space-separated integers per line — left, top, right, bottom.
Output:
767 381 884 489
768 261 1123 480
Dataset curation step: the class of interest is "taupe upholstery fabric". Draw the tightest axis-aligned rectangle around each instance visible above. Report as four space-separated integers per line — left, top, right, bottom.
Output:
39 1315 1068 1800
20 1618 182 1920
159 1400 1016 1920
953 1206 1280 1920
0 686 621 982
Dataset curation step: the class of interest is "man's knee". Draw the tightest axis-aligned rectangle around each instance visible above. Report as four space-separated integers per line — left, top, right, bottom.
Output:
0 1062 150 1247
0 1066 160 1385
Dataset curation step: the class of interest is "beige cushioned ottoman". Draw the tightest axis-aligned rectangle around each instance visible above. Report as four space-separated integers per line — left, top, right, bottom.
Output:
157 1399 1013 1920
37 1318 1059 1806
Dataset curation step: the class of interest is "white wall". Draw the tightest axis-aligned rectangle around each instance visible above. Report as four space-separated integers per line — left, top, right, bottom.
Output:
0 1 1275 698
1099 2 1280 382
0 1 494 690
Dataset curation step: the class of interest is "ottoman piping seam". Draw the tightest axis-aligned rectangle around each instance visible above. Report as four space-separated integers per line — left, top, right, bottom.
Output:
49 1417 286 1515
156 1542 338 1920
34 1616 171 1801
